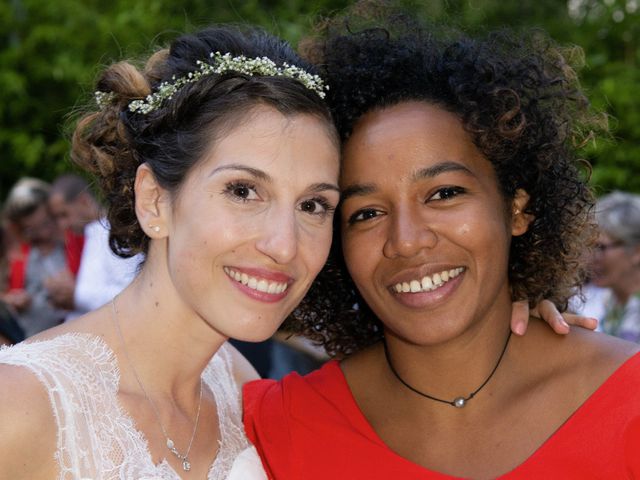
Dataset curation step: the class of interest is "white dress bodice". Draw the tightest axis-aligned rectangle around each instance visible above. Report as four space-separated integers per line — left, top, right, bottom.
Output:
0 334 266 479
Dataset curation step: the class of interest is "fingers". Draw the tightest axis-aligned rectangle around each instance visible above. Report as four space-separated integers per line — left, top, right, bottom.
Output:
510 300 529 336
534 299 570 334
560 312 598 331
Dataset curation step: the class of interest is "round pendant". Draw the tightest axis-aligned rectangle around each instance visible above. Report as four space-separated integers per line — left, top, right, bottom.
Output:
453 397 466 408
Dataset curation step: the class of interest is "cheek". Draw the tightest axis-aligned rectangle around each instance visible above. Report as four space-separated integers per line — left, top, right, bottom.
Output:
302 226 334 274
455 222 471 236
342 233 373 283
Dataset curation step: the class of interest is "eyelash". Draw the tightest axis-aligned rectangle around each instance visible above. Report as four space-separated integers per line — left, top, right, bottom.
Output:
347 186 467 225
222 181 258 202
347 208 381 225
428 186 466 201
300 197 336 217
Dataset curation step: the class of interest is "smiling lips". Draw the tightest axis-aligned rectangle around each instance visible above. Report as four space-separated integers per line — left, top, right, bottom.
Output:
392 267 464 294
224 267 290 294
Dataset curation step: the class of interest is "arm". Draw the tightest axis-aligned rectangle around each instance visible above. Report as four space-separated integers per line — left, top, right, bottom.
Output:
510 299 598 336
0 365 58 479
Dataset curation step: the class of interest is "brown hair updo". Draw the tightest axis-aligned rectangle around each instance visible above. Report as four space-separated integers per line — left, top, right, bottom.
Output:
72 25 335 258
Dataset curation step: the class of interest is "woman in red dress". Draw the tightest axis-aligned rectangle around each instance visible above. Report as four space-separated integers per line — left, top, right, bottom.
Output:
244 6 640 478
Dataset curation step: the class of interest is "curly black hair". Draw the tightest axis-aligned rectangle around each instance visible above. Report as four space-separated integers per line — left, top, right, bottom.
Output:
283 5 602 357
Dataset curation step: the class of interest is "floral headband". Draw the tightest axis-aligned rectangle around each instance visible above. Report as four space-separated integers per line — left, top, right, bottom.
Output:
95 51 328 114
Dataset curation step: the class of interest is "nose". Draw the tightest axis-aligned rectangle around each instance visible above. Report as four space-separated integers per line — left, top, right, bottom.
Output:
382 205 437 259
255 207 298 264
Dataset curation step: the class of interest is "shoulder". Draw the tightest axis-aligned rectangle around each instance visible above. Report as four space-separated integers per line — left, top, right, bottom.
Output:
518 319 640 404
0 363 58 478
243 361 343 430
560 323 639 380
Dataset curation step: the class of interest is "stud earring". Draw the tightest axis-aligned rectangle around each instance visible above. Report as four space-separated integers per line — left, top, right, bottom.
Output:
148 224 161 233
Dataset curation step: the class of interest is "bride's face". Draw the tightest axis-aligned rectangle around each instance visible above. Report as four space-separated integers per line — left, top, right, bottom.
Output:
162 105 340 340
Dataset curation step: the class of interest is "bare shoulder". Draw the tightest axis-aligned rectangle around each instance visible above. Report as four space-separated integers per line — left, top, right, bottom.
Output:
224 343 260 387
0 364 58 478
523 319 640 395
556 321 638 368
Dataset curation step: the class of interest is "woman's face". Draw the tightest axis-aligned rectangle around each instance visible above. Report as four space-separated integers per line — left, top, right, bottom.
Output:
163 106 340 341
340 101 524 344
590 231 638 291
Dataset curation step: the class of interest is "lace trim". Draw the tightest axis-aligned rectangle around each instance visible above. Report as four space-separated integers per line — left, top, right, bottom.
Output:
0 334 249 479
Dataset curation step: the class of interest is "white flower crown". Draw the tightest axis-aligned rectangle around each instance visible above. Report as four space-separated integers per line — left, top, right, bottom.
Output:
94 51 328 114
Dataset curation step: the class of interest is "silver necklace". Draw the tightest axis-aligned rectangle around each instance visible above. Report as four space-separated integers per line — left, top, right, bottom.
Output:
111 298 203 471
383 331 512 408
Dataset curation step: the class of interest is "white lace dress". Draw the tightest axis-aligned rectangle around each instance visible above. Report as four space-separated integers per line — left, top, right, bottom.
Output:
0 334 267 479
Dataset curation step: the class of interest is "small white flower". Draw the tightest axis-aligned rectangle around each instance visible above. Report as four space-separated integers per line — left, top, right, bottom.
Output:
127 51 328 114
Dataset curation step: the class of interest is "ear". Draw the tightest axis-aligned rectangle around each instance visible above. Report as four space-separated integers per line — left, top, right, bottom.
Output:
511 188 534 237
134 163 170 238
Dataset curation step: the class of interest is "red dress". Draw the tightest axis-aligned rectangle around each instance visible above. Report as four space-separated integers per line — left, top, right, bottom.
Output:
244 353 640 479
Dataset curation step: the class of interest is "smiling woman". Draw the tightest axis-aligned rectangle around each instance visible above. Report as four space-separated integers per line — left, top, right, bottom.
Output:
243 5 640 479
0 25 339 480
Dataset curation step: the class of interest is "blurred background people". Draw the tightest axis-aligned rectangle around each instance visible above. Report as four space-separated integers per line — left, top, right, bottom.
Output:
0 223 25 345
49 173 140 317
1 177 77 337
576 191 640 342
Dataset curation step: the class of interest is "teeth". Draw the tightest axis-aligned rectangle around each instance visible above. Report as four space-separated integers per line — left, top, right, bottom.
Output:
393 267 464 294
224 267 289 295
421 276 433 290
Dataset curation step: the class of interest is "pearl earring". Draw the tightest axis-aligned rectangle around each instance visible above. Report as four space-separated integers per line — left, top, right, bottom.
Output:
148 225 160 233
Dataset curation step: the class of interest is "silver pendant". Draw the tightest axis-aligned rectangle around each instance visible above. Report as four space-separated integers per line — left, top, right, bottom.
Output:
182 460 191 471
453 397 466 408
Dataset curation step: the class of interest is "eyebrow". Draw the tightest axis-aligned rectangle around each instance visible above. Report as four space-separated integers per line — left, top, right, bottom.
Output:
209 164 271 181
209 163 340 194
341 161 475 203
310 183 341 194
340 184 376 203
411 161 475 181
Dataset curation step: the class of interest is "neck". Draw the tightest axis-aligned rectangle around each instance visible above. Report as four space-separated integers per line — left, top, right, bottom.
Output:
382 303 513 405
112 260 227 396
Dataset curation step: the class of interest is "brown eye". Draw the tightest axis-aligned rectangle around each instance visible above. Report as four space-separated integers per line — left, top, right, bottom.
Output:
224 181 259 202
348 208 381 225
298 197 335 217
428 186 466 201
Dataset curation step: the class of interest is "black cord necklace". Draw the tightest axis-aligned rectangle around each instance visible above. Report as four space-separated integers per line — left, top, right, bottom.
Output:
383 331 512 408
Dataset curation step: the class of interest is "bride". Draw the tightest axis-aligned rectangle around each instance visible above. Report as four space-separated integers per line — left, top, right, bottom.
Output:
0 24 340 479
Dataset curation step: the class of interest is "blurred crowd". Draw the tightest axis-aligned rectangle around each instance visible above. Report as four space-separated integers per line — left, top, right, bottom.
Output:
0 174 140 345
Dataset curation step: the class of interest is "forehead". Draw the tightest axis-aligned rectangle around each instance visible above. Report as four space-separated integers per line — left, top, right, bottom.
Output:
341 101 493 185
186 106 340 186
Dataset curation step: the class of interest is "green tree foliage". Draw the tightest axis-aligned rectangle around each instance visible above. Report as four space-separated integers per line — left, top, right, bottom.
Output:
1 0 638 199
456 0 640 194
0 0 344 198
